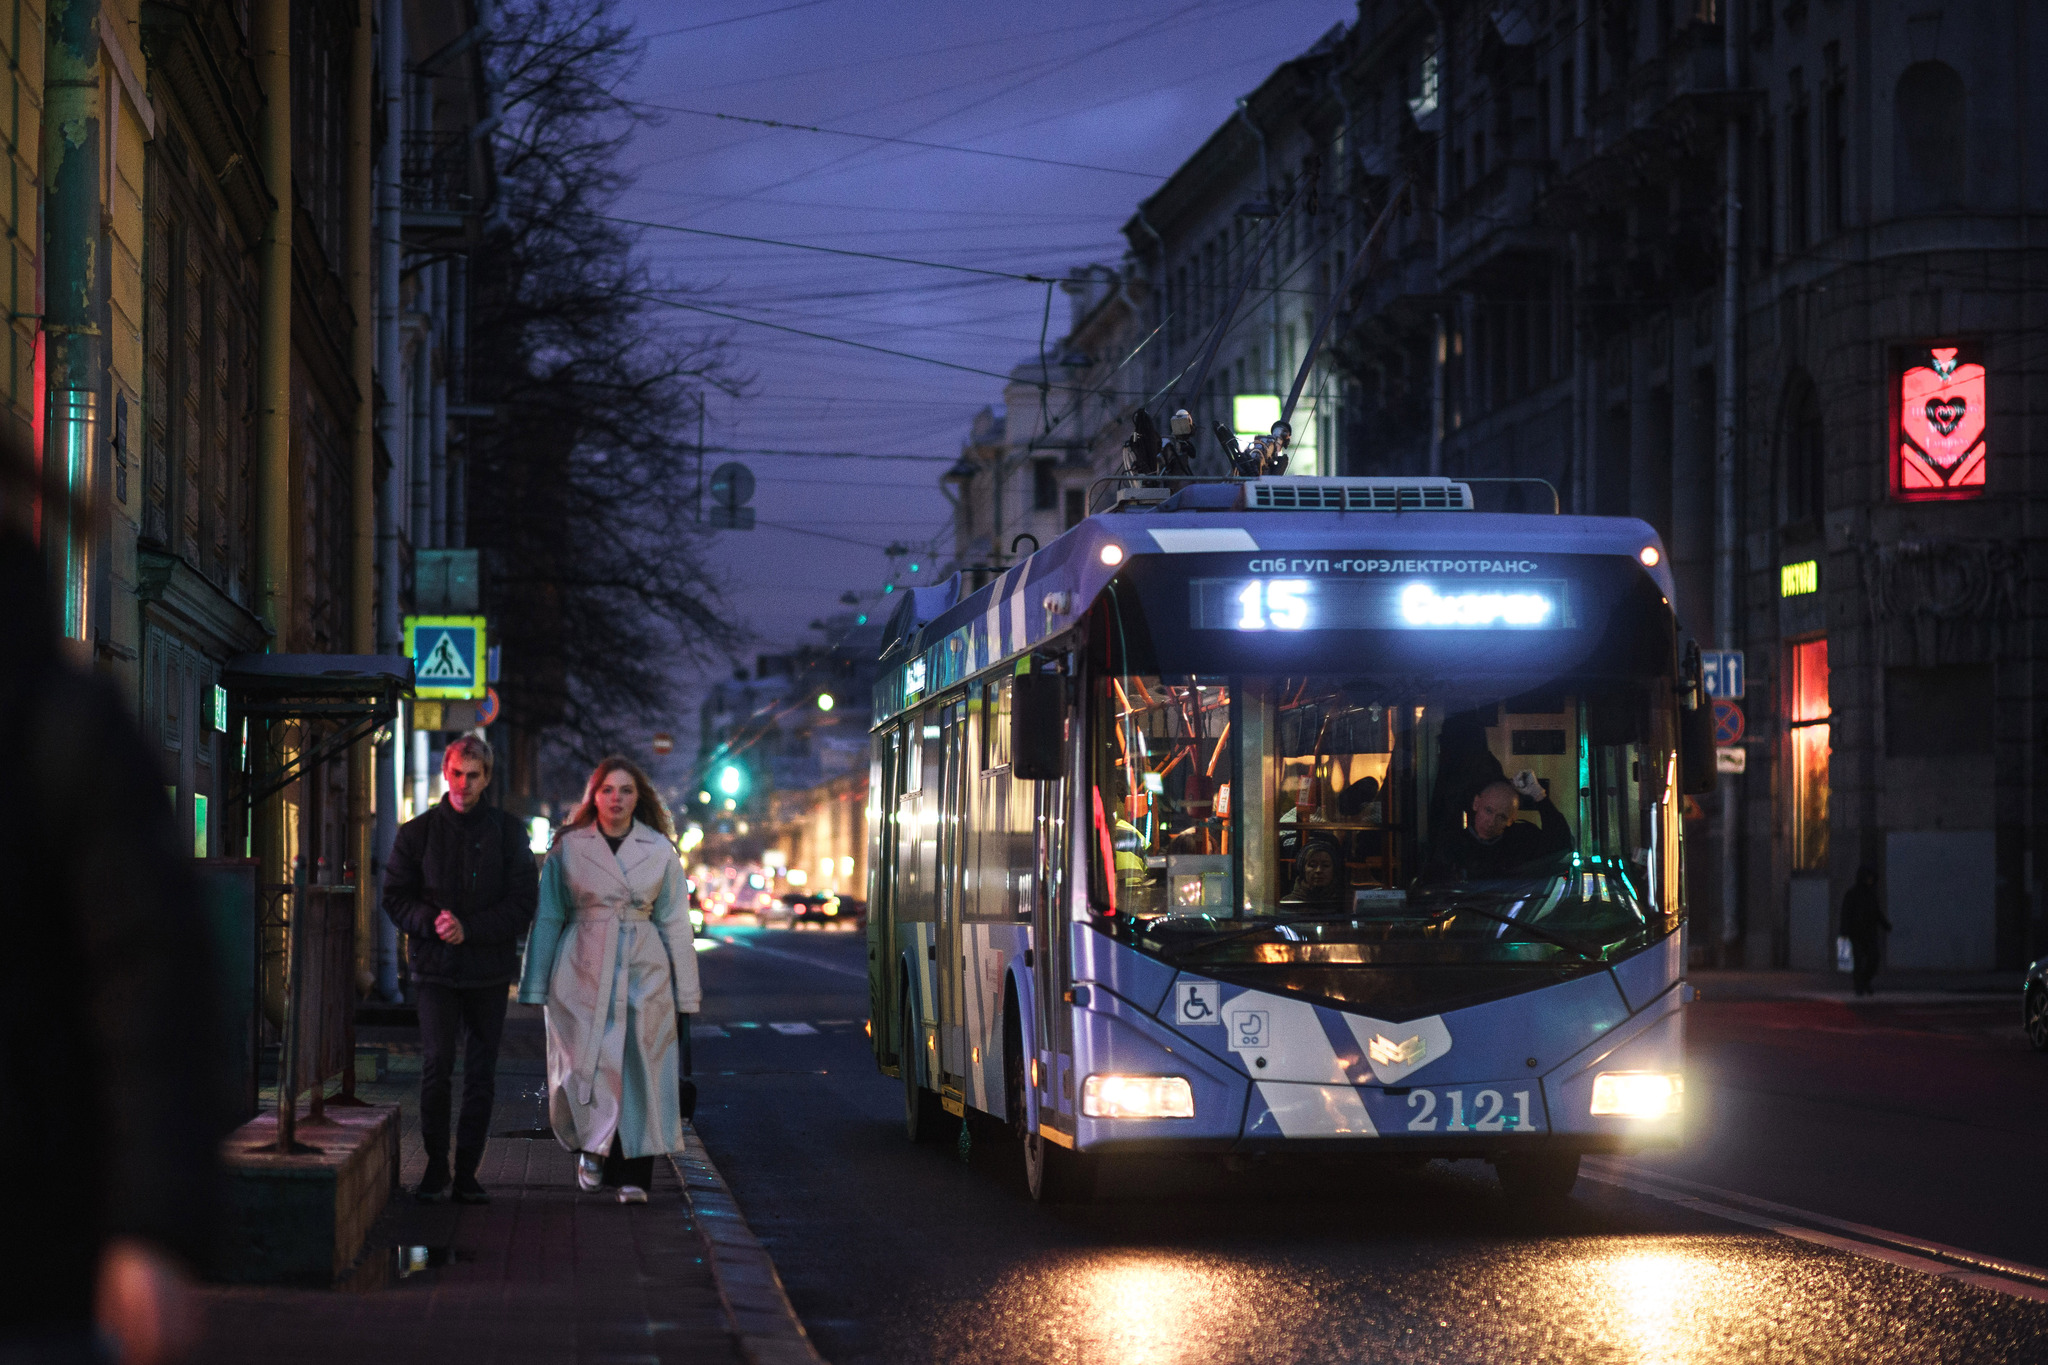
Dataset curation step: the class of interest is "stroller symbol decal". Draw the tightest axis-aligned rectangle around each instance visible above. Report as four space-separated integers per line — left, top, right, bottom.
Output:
1229 1008 1270 1051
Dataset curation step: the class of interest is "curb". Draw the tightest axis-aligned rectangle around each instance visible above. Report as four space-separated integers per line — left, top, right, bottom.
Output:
671 1123 827 1365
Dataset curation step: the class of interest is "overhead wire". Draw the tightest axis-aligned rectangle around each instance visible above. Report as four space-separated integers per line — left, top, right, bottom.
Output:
632 103 1168 181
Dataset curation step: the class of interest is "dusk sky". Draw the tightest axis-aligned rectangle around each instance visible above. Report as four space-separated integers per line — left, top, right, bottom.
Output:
605 0 1357 699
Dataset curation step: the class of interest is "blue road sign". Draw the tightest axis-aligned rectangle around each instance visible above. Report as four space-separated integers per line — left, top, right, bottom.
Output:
405 615 487 700
1702 649 1745 700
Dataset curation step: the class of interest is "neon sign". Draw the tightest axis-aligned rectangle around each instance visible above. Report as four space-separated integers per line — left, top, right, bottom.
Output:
1895 343 1986 499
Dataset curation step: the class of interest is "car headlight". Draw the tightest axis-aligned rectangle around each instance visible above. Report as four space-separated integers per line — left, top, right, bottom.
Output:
1080 1074 1194 1119
1589 1071 1683 1118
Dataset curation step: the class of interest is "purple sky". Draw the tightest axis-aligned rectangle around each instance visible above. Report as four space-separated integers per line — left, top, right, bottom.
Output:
606 0 1355 692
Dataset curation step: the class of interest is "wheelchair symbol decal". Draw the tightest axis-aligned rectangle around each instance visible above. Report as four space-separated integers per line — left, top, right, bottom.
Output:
1175 981 1221 1026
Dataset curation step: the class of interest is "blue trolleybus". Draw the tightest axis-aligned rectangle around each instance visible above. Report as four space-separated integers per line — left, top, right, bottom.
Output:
865 475 1713 1202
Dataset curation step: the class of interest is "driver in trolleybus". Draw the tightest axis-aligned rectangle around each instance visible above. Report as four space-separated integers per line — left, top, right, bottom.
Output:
1417 771 1576 886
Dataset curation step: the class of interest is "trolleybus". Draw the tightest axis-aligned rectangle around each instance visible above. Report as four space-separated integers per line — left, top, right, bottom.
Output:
865 474 1713 1202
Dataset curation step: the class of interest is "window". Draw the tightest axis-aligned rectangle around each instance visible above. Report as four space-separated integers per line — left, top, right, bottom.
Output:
1779 371 1824 527
1064 487 1085 529
1032 458 1057 511
983 675 1013 771
1895 62 1965 213
1754 121 1776 267
1823 46 1847 235
1787 638 1829 872
1788 73 1810 252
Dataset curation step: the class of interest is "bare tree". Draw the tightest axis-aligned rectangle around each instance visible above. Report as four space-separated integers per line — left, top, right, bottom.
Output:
468 0 744 773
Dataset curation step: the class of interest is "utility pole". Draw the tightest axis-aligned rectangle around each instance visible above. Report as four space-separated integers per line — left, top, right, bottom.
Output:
1716 0 1744 962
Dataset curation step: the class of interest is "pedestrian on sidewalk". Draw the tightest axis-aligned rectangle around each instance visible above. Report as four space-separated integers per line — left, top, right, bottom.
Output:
519 757 700 1204
1840 865 1890 997
383 733 538 1204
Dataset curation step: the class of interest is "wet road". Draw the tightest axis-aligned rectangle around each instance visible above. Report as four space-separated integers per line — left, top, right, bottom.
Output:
690 926 2048 1363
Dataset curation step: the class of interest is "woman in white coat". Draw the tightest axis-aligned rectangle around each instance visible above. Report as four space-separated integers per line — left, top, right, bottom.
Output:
518 757 700 1203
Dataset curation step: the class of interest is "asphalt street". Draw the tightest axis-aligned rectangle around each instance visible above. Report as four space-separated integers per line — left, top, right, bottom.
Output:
690 925 2048 1364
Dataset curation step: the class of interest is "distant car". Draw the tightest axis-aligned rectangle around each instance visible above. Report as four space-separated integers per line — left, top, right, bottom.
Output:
2026 957 2048 1051
784 892 839 928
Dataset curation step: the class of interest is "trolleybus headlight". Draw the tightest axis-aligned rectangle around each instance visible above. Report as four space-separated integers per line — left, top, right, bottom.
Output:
1099 543 1126 567
1589 1071 1684 1118
1081 1074 1195 1119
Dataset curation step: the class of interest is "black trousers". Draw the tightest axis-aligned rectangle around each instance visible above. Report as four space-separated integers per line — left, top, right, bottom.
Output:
601 1135 655 1190
1850 937 1881 995
417 982 510 1170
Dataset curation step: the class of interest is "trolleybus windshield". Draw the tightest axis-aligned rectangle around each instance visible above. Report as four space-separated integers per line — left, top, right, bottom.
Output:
1084 555 1682 1015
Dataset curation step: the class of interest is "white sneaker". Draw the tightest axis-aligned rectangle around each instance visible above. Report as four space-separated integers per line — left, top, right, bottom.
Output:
616 1184 648 1205
576 1152 603 1193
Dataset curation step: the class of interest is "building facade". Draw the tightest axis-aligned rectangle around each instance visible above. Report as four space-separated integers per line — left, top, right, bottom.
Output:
943 0 2048 970
2 0 494 1003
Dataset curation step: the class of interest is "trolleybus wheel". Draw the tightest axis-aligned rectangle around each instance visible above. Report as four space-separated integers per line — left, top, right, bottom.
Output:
1005 1000 1094 1203
1494 1151 1580 1204
2028 987 2048 1052
902 997 947 1142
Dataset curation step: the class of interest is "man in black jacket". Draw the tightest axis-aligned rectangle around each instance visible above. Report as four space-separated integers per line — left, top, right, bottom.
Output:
1420 771 1575 884
382 733 537 1202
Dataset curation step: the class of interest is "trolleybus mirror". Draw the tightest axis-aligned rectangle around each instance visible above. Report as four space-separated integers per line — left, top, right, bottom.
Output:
1679 640 1718 796
1012 673 1065 780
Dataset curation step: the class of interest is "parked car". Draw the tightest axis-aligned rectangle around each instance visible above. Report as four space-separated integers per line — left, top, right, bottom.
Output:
2025 957 2048 1051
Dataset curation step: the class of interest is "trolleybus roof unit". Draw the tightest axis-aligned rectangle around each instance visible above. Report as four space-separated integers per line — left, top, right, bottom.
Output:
872 476 1676 726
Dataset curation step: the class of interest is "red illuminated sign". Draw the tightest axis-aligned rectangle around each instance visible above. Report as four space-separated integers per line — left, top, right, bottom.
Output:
1894 343 1986 499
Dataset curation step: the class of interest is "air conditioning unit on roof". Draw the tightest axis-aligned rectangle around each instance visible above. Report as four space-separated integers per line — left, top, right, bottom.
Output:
1248 477 1474 511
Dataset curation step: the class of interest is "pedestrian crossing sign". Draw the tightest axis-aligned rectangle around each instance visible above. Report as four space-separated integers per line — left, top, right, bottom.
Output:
404 615 488 699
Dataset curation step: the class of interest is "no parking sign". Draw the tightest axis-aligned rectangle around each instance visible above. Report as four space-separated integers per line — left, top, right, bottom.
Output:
1712 698 1745 746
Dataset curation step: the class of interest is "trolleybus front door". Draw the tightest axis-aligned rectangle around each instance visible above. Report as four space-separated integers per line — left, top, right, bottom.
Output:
936 697 970 1093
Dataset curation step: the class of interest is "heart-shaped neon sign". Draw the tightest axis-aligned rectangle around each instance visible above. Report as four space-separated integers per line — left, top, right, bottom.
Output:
1925 396 1967 436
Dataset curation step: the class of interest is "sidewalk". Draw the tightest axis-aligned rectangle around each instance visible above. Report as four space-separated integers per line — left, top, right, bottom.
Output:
194 1004 750 1365
1691 967 2021 1004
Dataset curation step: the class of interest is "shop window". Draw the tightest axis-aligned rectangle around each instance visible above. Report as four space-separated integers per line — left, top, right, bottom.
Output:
1893 343 1986 498
1787 638 1829 871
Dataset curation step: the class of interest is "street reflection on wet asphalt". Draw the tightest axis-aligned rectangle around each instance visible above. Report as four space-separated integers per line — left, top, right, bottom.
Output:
688 926 2048 1364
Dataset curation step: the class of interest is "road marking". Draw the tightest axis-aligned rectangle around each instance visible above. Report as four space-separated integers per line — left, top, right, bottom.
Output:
717 936 870 979
769 1022 818 1036
1582 1159 2048 1303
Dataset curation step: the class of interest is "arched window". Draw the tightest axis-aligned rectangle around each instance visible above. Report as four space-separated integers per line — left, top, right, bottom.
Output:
1894 61 1966 213
1779 371 1825 528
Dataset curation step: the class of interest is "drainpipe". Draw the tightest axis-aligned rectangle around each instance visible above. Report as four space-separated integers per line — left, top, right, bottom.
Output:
1234 98 1281 395
349 0 377 995
374 0 405 998
449 257 466 547
430 260 448 547
41 0 101 645
1716 0 1742 959
256 0 292 643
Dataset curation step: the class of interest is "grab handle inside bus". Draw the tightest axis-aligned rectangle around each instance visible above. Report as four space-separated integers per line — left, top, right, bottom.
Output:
1012 672 1065 780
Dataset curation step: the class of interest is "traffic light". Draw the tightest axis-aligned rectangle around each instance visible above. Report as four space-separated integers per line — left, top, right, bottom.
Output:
716 762 746 799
